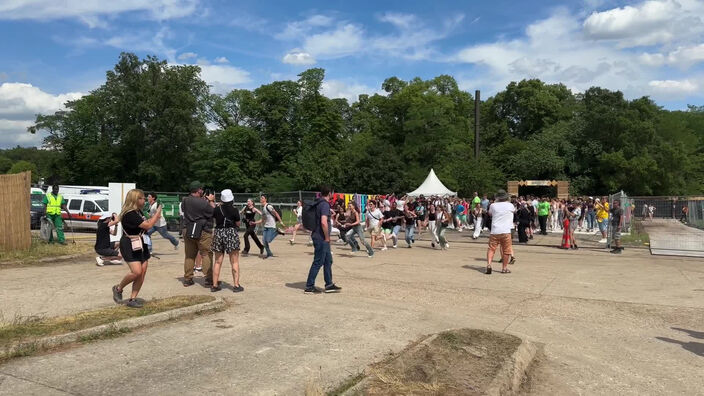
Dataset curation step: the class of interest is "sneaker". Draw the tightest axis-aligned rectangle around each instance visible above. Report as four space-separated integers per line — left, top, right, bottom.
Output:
233 285 244 292
407 244 412 248
112 285 123 303
324 284 342 293
183 278 195 287
598 238 607 244
126 299 143 308
173 243 179 250
109 259 123 265
304 286 322 294
96 257 105 267
431 242 436 248
381 246 388 251
276 229 285 236
509 256 516 265
204 278 213 287
241 252 249 257
368 252 374 258
210 284 221 292
392 244 397 249
195 266 203 272
610 249 622 254
289 239 294 245
445 243 450 248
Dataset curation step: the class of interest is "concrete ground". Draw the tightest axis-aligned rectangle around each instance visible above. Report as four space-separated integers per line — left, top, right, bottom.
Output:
0 230 702 395
644 219 704 258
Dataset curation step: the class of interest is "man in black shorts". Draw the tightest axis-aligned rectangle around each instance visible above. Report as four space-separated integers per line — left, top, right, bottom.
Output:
95 213 122 266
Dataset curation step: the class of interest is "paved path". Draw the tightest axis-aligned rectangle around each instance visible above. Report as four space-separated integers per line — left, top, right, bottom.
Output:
0 231 702 395
644 219 704 257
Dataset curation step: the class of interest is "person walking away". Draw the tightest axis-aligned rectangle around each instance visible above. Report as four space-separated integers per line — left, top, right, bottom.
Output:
112 189 162 308
517 202 531 243
610 199 625 254
290 200 304 244
538 197 550 235
181 181 215 287
455 200 466 232
526 200 535 239
586 198 596 232
260 195 286 259
305 186 341 294
241 199 264 256
486 189 515 274
211 189 243 292
43 184 71 245
648 204 655 221
570 202 581 249
472 203 484 239
345 202 374 257
427 204 440 247
95 213 121 266
403 203 417 248
595 198 609 243
146 192 179 252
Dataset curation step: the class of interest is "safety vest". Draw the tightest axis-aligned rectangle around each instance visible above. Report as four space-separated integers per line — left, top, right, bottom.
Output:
46 193 63 215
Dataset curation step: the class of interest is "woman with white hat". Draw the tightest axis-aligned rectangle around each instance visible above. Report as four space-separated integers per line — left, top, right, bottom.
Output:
211 189 243 292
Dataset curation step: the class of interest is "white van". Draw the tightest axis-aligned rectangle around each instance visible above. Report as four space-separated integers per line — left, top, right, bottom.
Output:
61 194 111 230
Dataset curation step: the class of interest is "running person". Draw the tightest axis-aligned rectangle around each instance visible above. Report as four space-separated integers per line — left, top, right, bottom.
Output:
365 201 386 251
112 189 162 308
260 195 286 259
427 204 440 248
290 200 304 245
241 199 264 257
345 202 374 257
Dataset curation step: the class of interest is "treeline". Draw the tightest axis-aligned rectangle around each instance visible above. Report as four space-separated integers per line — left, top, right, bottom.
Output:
12 52 704 196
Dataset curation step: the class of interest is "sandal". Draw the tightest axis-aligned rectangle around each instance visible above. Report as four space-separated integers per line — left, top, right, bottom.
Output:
501 269 511 274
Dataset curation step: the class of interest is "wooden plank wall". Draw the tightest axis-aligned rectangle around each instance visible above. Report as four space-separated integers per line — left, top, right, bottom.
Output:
0 171 31 251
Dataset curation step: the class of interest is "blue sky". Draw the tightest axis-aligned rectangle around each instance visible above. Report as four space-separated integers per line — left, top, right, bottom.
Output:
1 0 704 147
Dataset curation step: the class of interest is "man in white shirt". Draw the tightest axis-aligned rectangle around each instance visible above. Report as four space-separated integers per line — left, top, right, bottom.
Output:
486 189 515 275
366 201 386 250
146 192 179 252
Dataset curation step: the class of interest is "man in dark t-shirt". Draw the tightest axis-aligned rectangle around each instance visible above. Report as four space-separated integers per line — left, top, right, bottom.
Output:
305 186 341 294
95 213 121 266
610 200 624 254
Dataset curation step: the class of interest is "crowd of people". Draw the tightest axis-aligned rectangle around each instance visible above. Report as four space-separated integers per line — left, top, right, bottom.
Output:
104 184 626 307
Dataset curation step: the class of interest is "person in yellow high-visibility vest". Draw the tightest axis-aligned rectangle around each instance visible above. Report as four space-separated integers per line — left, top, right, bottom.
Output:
43 184 70 245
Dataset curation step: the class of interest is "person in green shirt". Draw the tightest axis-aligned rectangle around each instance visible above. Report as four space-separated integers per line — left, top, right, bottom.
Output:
537 197 551 235
43 184 70 245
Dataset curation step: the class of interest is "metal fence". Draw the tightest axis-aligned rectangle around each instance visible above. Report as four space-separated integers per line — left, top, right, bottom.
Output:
630 196 704 229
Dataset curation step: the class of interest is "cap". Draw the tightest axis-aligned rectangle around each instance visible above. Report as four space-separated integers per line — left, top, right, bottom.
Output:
220 189 234 203
189 181 203 192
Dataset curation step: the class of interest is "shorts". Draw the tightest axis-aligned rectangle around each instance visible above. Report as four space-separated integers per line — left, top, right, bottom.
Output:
383 228 393 234
611 227 621 240
119 236 150 263
369 225 382 236
598 220 608 232
459 214 467 222
296 217 302 225
211 227 240 253
487 233 513 256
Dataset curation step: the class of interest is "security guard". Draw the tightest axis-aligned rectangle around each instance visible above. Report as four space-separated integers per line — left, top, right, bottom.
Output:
43 184 70 245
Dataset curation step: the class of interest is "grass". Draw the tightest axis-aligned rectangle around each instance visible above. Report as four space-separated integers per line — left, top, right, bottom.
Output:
0 295 214 349
0 237 94 266
326 372 366 396
621 220 650 246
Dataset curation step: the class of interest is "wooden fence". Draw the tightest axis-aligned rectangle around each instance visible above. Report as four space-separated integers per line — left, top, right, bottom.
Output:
0 171 31 251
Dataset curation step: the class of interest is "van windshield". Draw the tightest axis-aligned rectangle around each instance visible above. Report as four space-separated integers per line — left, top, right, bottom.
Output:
95 200 109 211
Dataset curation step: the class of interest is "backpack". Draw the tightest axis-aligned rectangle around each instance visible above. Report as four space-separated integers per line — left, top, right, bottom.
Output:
302 198 323 232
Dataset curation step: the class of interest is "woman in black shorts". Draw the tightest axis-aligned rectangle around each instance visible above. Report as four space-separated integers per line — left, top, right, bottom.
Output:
112 189 162 308
211 189 243 292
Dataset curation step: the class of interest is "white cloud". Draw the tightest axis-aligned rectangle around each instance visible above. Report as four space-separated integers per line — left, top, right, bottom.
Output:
282 51 316 65
321 80 380 103
195 64 252 93
0 0 200 26
214 57 229 64
0 83 85 148
640 44 704 69
177 52 198 61
276 14 334 40
648 79 699 95
302 24 365 59
378 13 417 30
583 0 704 47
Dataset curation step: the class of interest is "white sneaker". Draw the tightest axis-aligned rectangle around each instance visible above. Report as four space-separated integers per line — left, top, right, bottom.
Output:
445 243 450 248
381 246 388 251
598 238 607 243
392 244 397 249
109 259 123 265
174 244 179 250
95 257 104 266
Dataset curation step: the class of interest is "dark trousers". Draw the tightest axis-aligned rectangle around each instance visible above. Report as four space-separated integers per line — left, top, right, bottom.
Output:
538 215 548 235
306 239 333 288
518 222 529 242
243 227 263 253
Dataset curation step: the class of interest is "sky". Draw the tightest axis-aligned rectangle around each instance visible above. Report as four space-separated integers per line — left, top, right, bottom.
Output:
1 0 704 148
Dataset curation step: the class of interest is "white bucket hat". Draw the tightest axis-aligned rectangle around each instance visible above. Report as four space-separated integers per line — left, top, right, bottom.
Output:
220 189 234 203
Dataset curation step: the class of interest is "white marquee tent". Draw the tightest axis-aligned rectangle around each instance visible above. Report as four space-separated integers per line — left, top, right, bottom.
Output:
407 169 456 197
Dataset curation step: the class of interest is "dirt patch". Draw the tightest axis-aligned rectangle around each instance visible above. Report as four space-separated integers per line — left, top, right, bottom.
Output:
343 329 522 395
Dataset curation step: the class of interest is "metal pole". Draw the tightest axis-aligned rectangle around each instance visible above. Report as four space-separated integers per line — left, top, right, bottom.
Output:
474 90 480 159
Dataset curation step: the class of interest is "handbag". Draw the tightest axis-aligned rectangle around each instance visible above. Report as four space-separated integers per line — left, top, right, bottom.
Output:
123 230 144 251
186 221 204 239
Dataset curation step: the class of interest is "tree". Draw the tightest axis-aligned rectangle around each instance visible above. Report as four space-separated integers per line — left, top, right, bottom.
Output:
8 160 39 182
